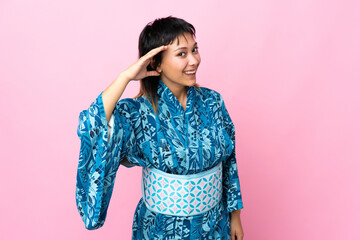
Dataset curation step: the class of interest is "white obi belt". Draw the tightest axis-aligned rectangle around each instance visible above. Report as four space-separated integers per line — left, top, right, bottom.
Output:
141 162 223 217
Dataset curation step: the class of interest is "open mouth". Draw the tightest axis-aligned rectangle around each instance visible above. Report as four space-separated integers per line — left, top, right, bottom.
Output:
184 70 196 78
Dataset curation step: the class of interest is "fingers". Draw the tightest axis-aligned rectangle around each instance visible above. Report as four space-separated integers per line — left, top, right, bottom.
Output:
137 45 167 70
231 230 238 240
146 70 161 77
144 45 168 59
233 231 244 240
132 45 167 78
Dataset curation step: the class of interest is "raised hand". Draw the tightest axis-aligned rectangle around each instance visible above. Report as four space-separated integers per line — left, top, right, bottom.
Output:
122 45 168 81
102 45 168 122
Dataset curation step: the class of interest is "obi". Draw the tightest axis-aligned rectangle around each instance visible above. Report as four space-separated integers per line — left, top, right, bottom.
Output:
141 162 223 217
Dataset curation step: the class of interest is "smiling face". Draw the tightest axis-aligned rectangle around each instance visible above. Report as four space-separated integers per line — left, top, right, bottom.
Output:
156 32 201 89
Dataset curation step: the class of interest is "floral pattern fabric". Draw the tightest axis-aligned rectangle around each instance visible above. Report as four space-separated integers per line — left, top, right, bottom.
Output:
76 78 244 239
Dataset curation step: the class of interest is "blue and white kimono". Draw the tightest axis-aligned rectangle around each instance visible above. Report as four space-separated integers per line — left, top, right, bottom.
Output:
76 78 244 239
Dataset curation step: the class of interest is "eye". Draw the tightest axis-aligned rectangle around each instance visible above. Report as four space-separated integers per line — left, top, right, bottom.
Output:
193 47 199 53
177 52 186 57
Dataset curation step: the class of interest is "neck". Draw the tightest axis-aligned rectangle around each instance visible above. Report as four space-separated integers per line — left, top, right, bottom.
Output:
161 79 188 103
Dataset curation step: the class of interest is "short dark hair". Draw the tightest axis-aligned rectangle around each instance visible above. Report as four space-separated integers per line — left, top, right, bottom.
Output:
138 16 196 69
134 16 199 114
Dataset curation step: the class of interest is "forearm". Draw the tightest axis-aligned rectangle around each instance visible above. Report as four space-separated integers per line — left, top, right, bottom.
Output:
102 73 131 123
230 209 241 218
230 209 244 239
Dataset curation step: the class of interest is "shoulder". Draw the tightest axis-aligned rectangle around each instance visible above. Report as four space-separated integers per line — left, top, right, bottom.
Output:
195 86 224 105
115 96 152 120
116 96 145 111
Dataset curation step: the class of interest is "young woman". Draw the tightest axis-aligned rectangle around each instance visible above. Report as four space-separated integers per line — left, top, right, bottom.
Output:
76 16 244 240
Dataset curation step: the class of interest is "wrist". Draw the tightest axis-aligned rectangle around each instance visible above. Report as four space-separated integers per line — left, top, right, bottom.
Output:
230 209 241 216
117 72 132 84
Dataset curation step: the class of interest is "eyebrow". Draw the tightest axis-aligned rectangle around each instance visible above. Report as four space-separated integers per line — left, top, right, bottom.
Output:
173 42 198 52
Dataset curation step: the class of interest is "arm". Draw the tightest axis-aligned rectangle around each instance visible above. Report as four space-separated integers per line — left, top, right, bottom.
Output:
102 45 168 122
76 94 132 229
218 94 244 213
75 45 168 229
217 93 245 239
102 73 131 122
230 209 244 240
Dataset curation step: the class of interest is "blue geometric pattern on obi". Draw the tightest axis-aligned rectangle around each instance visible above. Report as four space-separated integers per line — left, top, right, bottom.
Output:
142 162 223 216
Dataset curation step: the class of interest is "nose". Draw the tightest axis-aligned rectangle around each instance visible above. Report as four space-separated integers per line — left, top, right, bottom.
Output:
188 52 200 67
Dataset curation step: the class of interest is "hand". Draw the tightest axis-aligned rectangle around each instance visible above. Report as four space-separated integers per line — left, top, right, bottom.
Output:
230 210 244 240
122 45 168 81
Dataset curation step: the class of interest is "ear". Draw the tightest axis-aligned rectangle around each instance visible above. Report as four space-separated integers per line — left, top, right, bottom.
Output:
156 63 162 73
149 59 160 73
149 59 156 69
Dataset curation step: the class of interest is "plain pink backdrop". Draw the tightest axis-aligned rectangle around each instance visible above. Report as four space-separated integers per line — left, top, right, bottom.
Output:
1 0 359 239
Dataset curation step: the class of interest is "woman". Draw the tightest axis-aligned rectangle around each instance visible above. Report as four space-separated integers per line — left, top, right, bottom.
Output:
76 16 244 239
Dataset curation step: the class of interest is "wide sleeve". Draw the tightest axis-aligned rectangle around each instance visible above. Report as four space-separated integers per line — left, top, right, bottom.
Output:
75 92 134 230
217 93 244 213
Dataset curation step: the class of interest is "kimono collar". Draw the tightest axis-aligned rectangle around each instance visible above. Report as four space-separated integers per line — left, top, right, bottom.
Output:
157 78 195 114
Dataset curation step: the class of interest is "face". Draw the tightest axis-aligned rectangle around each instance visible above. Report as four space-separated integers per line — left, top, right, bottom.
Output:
157 32 201 89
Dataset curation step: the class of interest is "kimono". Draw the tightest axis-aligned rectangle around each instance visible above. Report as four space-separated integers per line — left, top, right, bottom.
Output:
76 78 244 239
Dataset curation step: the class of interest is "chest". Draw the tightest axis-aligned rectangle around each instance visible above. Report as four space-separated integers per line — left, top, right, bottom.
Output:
129 98 233 173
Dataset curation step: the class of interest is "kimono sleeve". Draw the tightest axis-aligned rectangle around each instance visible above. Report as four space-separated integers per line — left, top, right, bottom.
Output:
75 92 134 229
217 93 244 213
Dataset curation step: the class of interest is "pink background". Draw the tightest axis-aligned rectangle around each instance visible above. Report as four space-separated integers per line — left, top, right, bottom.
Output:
1 0 359 239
